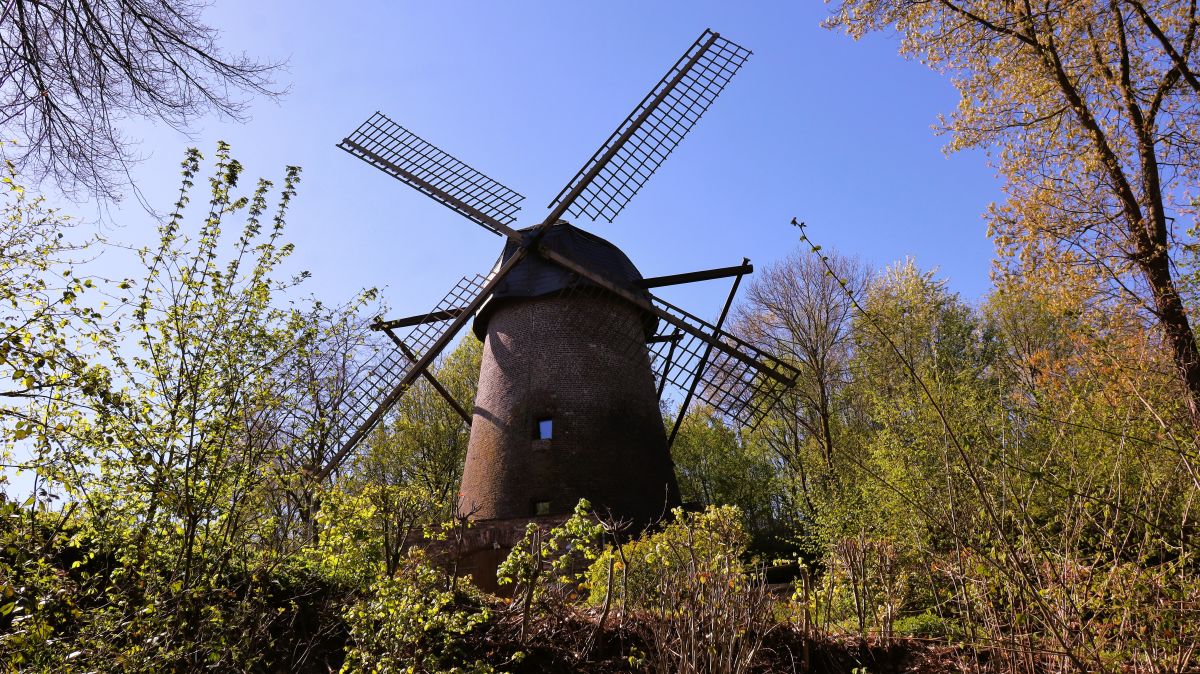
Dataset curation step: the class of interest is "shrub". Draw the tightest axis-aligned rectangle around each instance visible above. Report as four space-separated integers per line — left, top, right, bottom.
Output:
497 499 604 642
340 553 491 674
893 611 949 639
585 505 748 608
585 505 773 674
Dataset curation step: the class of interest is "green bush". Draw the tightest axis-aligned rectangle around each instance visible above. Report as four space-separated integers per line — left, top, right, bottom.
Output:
585 505 748 609
584 506 772 674
340 553 492 674
893 612 949 638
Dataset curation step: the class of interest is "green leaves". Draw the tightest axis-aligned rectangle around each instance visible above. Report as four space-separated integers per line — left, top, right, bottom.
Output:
340 554 493 674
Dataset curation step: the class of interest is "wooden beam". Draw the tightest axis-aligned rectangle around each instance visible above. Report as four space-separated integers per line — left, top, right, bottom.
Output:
381 327 472 426
373 307 467 331
639 262 754 289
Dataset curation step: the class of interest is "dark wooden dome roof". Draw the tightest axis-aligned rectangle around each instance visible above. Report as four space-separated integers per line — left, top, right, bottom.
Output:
472 222 657 340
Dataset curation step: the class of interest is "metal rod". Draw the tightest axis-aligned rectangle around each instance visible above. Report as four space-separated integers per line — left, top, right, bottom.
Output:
666 258 749 449
381 327 472 426
340 138 524 242
542 30 721 227
639 262 753 289
315 247 529 481
373 307 467 330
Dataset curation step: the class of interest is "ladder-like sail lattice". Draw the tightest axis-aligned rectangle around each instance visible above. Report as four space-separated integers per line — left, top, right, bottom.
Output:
334 273 491 459
550 281 797 430
339 112 524 237
647 295 799 429
549 29 751 223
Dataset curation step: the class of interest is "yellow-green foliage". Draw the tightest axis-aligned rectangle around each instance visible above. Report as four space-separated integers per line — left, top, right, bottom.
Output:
307 481 440 585
341 553 492 674
585 505 748 609
497 499 604 592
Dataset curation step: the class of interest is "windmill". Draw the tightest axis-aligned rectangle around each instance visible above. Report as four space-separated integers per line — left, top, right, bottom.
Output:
319 30 800 576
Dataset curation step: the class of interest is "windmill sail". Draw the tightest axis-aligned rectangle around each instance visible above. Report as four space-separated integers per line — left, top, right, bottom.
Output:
339 112 525 239
547 29 751 224
647 294 799 429
316 251 529 480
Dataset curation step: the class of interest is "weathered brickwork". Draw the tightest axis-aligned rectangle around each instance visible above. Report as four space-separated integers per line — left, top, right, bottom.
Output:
435 514 571 594
458 293 681 529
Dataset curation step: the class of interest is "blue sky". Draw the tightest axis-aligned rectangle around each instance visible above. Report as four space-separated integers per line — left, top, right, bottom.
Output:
83 1 1002 324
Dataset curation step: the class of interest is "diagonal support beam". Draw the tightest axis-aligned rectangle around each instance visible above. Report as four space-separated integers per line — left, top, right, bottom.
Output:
315 248 529 481
666 259 749 449
378 325 472 426
655 330 683 399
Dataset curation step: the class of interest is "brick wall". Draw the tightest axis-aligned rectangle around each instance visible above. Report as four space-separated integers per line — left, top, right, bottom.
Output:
458 293 680 529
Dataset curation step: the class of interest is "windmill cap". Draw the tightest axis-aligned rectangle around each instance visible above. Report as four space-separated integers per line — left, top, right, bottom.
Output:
472 222 658 340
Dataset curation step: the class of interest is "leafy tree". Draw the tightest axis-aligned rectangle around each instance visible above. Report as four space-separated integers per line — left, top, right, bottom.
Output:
733 248 866 538
843 259 999 544
12 144 334 670
670 406 781 547
263 295 384 549
826 0 1200 432
0 158 114 482
498 499 604 643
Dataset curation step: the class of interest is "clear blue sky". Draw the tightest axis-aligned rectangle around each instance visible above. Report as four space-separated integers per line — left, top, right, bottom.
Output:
89 0 1001 323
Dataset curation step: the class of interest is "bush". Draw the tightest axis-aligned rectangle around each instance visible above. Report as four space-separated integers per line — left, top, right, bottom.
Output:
893 612 949 639
585 505 772 674
341 553 492 674
585 505 748 609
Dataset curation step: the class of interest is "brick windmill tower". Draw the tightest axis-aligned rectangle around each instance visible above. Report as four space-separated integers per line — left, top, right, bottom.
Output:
318 30 799 586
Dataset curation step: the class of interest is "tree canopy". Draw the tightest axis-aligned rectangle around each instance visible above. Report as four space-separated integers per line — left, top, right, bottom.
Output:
828 0 1200 432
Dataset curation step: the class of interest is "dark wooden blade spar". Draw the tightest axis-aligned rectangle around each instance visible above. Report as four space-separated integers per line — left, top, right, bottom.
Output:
639 262 753 289
314 248 528 480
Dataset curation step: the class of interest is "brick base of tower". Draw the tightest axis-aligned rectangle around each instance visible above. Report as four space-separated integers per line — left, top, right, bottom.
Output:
458 294 680 550
443 514 570 594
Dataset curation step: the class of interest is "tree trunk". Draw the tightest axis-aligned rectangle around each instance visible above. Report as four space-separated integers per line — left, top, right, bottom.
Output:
1140 250 1200 434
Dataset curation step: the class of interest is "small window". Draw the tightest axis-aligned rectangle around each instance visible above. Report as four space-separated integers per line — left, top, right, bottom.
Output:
533 500 551 516
535 417 553 440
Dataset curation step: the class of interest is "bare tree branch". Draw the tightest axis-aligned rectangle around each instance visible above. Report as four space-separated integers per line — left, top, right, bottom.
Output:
0 0 284 202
